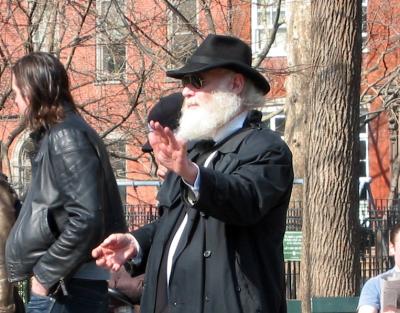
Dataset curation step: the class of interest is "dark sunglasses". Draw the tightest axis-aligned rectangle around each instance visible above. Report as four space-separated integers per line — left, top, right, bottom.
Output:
181 74 207 89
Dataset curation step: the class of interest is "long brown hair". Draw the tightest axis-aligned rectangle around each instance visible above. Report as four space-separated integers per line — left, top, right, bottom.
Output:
12 52 77 130
390 223 400 245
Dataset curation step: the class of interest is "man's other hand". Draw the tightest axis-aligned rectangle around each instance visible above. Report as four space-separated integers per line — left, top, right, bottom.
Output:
92 233 138 272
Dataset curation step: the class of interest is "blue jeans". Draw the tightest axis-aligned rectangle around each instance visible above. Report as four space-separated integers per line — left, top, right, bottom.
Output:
26 279 108 313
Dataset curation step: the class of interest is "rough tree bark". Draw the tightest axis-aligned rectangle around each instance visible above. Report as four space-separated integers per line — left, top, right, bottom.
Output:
300 1 362 311
284 0 311 203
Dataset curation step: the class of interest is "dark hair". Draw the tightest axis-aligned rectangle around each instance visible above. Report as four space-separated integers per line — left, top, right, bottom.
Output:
390 223 400 244
12 52 77 130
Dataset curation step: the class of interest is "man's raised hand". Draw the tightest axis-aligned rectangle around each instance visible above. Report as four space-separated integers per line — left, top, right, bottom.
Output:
148 121 197 184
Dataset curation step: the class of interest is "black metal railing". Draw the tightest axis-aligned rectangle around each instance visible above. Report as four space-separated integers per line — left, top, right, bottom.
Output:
17 199 400 301
124 204 158 231
284 199 400 299
119 200 400 299
285 201 302 299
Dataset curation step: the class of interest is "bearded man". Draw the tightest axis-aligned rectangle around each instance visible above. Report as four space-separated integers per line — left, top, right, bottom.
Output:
93 34 294 313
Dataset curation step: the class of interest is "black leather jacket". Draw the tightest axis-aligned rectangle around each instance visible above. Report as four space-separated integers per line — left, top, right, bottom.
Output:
6 110 127 289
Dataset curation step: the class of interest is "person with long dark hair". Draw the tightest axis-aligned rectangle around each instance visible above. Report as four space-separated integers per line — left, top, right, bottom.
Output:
5 52 127 313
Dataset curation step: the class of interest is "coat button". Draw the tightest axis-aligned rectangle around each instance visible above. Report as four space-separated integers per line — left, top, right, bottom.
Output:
173 302 177 306
203 250 212 258
205 295 210 302
236 286 241 292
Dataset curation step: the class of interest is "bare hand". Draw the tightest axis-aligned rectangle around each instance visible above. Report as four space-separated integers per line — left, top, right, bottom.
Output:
31 276 48 296
92 233 138 272
156 164 168 180
148 121 197 184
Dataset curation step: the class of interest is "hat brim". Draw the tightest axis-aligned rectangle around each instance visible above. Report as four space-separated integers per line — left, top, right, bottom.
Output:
142 141 152 153
166 61 270 95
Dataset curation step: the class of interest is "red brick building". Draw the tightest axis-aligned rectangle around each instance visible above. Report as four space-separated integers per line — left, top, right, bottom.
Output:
0 0 398 211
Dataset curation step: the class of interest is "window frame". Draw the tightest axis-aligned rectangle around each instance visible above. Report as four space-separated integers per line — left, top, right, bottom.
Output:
28 0 59 52
96 0 128 83
167 0 198 69
263 103 370 187
251 0 287 57
361 0 368 52
104 135 127 204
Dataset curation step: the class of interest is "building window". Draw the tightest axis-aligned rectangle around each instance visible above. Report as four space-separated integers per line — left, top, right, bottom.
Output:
96 0 127 82
167 0 198 68
269 115 286 136
359 122 369 200
265 110 369 200
251 0 286 57
106 138 127 204
16 138 35 197
28 0 58 52
362 0 368 50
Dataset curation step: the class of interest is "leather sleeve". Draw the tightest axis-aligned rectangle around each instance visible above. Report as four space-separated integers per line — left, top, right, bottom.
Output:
190 129 294 226
33 128 104 289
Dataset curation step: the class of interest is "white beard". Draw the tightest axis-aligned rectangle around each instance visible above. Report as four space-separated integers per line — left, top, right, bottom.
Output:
176 91 242 141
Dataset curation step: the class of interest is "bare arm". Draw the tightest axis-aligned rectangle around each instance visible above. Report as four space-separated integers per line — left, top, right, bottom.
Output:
358 305 378 313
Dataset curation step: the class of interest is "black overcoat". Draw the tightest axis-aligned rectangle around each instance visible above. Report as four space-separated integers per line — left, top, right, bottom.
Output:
133 111 293 313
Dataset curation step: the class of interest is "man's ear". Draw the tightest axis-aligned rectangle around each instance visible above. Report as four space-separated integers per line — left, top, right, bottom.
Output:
231 73 245 95
389 242 395 256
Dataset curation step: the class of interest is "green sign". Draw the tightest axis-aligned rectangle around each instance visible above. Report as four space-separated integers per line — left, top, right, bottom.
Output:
283 231 302 261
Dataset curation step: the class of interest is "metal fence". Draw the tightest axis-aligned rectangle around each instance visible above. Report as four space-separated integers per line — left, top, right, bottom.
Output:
17 200 399 302
125 204 158 231
358 199 400 285
284 199 400 299
119 200 400 299
127 201 400 299
285 201 302 299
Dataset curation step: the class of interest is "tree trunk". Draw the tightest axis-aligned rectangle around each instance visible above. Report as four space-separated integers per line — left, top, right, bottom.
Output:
284 1 311 204
300 0 362 310
285 1 312 309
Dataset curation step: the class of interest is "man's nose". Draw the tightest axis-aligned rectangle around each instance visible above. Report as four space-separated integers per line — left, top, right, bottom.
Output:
182 85 196 97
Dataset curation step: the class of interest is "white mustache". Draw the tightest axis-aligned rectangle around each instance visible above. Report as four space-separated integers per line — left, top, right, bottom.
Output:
183 98 198 109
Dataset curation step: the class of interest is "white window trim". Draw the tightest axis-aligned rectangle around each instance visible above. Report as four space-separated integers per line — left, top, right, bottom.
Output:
10 131 32 195
359 123 369 180
28 0 60 52
361 0 369 53
166 0 198 69
95 0 127 83
251 0 287 57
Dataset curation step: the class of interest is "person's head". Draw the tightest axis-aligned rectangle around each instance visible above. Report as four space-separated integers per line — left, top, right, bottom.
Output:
11 52 76 130
143 92 184 180
142 92 184 153
166 34 269 141
389 223 400 267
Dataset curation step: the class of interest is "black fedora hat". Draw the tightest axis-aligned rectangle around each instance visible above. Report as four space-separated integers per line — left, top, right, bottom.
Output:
142 92 184 153
166 34 270 94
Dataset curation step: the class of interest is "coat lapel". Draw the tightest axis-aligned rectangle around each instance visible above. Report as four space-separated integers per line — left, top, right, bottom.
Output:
172 208 198 263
